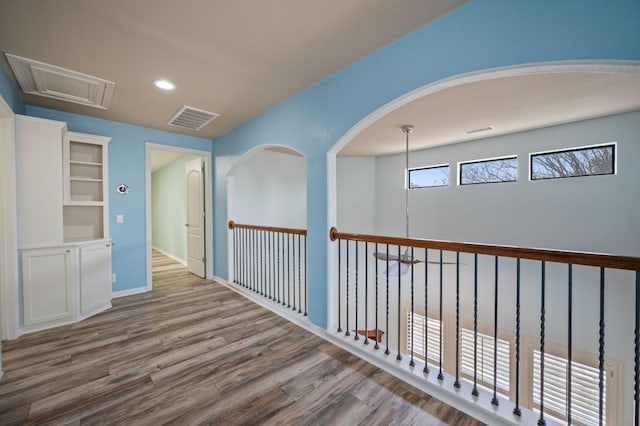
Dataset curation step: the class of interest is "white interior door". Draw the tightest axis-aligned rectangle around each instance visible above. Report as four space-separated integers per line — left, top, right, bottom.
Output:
186 158 205 277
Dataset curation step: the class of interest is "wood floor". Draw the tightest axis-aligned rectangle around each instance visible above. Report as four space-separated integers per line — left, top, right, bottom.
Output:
0 251 482 425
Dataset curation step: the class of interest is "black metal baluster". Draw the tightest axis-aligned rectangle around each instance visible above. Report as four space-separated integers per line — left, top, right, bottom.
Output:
338 239 342 332
276 232 280 303
492 256 499 407
287 233 291 308
233 228 237 283
438 249 444 381
385 244 390 356
304 235 308 316
568 264 573 425
292 234 297 311
454 251 461 388
257 230 261 293
270 231 275 300
260 231 264 296
242 228 247 287
298 234 302 314
250 229 254 291
598 267 605 426
472 253 479 397
364 242 369 345
345 240 350 336
278 232 287 305
513 258 521 415
538 261 546 426
263 231 267 297
355 241 359 341
424 248 429 374
635 270 639 426
374 243 380 350
254 229 258 292
397 245 402 361
410 246 415 367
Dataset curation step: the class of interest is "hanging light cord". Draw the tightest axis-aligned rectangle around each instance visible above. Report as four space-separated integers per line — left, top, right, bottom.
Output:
402 124 414 261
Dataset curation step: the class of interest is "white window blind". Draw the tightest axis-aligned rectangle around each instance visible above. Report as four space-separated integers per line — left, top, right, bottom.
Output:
460 328 510 394
532 350 605 426
406 311 441 363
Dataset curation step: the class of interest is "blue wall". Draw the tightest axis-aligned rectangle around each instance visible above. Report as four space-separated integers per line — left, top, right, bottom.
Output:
25 106 212 292
0 65 24 113
212 0 640 327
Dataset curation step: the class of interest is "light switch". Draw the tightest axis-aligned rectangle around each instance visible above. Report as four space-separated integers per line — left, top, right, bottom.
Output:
117 214 124 224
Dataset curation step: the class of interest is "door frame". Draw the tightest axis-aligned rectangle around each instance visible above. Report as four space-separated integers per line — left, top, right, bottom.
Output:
145 143 213 290
0 94 18 343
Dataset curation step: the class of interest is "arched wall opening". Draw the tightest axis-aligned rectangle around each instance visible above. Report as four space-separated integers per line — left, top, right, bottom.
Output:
227 145 307 282
326 61 640 425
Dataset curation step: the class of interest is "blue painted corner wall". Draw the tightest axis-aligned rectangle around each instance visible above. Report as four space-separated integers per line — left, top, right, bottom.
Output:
0 65 24 114
25 106 212 292
211 0 640 328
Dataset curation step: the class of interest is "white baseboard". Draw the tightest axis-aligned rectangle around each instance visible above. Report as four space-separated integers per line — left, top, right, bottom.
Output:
112 286 148 299
152 246 187 265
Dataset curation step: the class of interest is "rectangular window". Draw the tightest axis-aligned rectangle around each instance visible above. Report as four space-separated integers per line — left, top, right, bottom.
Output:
460 328 510 395
406 311 441 364
532 350 605 425
459 156 517 185
530 143 615 180
408 165 449 188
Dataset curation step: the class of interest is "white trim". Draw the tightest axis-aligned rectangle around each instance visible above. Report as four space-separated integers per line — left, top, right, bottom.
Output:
0 94 20 341
152 245 187 265
145 143 213 292
112 286 148 299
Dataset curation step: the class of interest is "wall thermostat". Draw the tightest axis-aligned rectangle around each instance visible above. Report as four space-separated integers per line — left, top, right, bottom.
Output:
116 184 129 195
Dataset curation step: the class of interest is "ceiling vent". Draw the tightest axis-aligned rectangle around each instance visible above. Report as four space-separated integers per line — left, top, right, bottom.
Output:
5 53 115 110
167 105 219 131
464 125 494 135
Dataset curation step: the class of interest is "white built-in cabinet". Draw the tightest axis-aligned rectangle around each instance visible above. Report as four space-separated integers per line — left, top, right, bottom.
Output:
15 115 113 334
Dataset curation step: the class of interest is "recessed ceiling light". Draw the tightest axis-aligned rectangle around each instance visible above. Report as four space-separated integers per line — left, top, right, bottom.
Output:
153 79 175 91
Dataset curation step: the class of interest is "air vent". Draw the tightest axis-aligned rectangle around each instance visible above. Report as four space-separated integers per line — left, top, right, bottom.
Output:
464 125 494 135
167 105 219 131
5 53 115 110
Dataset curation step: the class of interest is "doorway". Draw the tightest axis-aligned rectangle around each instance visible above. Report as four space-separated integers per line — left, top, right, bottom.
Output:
145 143 213 290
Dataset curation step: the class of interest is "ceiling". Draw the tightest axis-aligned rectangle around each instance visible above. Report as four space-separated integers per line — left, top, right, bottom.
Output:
341 71 640 157
0 0 468 139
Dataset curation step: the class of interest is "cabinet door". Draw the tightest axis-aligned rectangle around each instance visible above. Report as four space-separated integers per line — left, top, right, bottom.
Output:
22 248 75 327
15 116 66 246
79 242 112 318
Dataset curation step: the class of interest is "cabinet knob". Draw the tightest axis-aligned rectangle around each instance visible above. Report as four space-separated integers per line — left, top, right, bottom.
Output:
66 249 71 253
106 243 111 247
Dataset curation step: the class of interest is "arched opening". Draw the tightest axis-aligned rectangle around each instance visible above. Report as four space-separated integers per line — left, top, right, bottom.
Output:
327 61 640 425
226 145 308 312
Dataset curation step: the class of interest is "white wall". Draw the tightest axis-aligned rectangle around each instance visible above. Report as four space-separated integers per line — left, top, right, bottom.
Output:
230 149 306 228
336 111 640 422
336 157 376 234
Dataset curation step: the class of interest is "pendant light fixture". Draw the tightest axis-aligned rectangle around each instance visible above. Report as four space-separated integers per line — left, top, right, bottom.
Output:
373 124 455 276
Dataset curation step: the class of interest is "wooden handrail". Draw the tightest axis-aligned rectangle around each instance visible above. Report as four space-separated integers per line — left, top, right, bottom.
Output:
228 220 307 236
329 227 640 271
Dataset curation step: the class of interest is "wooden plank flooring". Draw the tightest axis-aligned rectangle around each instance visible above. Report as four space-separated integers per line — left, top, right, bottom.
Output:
0 251 482 425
